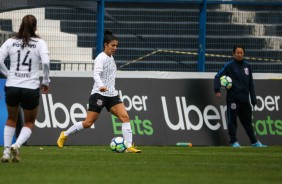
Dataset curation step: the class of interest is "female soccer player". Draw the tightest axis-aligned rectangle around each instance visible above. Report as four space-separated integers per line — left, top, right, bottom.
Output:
57 31 141 153
0 15 50 162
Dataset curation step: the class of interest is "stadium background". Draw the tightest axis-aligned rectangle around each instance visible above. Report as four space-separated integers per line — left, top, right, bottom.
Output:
0 0 281 146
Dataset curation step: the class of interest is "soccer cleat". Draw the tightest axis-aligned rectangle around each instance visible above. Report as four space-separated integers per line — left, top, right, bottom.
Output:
57 131 67 148
231 142 241 148
126 145 141 153
1 154 10 163
252 141 267 147
10 144 20 163
1 147 11 163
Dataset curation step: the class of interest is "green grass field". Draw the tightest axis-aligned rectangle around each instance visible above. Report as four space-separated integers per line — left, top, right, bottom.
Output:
1 146 282 184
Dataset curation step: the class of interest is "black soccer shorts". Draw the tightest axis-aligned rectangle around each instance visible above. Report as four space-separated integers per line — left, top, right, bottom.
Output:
5 86 40 110
88 93 122 113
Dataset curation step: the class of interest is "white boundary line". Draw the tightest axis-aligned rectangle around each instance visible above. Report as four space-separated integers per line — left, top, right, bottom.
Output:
48 71 282 80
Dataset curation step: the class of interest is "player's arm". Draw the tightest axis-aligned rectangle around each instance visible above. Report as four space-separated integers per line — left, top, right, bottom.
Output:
214 63 229 96
214 69 224 94
249 67 257 106
0 59 9 77
93 58 107 92
41 53 50 86
39 40 50 93
40 53 50 93
0 42 10 77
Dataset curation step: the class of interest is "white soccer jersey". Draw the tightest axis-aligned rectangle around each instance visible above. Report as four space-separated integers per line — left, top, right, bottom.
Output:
0 38 50 89
91 52 118 97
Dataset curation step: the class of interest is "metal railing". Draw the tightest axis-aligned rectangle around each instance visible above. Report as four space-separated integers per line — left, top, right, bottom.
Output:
0 0 281 73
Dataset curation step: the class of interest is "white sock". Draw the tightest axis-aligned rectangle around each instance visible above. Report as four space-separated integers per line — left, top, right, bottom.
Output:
64 121 84 136
122 122 132 147
15 127 32 148
3 125 16 151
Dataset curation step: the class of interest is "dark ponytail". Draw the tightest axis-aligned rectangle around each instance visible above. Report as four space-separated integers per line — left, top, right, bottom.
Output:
15 15 39 48
103 30 117 45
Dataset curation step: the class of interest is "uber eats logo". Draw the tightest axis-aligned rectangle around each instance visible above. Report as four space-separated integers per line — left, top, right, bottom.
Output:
253 96 282 136
35 91 154 136
36 89 280 137
161 95 282 136
112 91 153 136
161 96 228 131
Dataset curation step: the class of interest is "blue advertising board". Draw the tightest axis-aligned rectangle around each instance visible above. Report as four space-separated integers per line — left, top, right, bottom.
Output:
0 79 7 146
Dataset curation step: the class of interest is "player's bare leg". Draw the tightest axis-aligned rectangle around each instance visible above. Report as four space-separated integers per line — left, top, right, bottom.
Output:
57 111 99 148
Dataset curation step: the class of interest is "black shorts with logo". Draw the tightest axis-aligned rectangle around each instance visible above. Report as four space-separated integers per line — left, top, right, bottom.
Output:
88 93 122 113
5 86 40 110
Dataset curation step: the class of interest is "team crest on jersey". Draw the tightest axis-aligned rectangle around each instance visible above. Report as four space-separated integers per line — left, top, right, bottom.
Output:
231 103 237 110
244 68 249 75
97 99 103 106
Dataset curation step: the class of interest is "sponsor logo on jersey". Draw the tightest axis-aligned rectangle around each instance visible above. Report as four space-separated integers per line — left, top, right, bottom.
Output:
97 99 103 106
13 43 36 48
231 103 237 110
244 68 249 75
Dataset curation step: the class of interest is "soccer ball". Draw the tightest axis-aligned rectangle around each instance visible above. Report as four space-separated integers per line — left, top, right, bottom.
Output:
110 137 128 153
220 75 232 90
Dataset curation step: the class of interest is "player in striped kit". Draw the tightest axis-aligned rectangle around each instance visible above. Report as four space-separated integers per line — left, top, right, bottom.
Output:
57 31 141 153
0 15 50 162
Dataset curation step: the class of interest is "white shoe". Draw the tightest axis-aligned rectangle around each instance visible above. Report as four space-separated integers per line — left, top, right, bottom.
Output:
1 147 11 163
10 144 20 163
